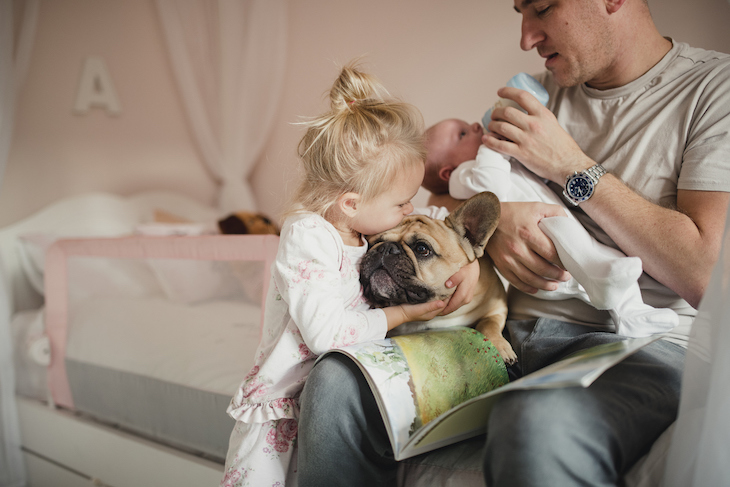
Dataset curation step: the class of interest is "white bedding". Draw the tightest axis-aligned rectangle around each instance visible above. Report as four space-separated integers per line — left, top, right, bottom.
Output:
67 296 261 396
11 309 49 402
13 296 261 400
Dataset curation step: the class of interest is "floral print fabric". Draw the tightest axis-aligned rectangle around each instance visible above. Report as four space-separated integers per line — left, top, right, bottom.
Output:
221 212 388 486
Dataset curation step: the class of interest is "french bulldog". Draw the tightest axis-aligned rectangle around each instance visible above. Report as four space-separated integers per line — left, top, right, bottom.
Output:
360 191 516 364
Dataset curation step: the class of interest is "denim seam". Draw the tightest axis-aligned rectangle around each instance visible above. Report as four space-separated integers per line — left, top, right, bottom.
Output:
519 318 543 375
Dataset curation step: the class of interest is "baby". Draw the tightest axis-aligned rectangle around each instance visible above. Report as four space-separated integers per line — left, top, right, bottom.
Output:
423 118 678 338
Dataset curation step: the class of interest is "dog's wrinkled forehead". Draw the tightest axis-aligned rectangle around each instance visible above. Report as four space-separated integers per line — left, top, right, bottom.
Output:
368 215 448 244
367 215 462 261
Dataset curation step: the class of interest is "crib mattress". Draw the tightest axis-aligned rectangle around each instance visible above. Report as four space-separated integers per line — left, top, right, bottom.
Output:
61 296 261 461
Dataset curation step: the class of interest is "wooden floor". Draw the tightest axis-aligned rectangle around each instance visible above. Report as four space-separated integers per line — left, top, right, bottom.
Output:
17 397 224 487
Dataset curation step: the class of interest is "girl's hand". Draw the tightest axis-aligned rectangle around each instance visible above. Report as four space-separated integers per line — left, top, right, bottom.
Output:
384 300 446 331
441 259 480 315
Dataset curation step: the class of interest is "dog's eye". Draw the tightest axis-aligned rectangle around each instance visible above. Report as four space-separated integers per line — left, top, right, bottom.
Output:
414 242 432 257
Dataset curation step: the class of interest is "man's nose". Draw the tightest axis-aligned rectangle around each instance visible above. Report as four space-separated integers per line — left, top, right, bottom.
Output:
520 16 544 52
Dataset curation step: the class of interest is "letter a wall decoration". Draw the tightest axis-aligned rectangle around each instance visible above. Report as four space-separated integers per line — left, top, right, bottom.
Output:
74 56 122 116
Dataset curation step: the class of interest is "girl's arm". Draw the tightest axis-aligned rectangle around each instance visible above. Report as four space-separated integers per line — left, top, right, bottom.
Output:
276 219 392 353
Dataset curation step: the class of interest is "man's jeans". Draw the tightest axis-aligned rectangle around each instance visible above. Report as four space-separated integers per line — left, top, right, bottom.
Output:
297 319 685 486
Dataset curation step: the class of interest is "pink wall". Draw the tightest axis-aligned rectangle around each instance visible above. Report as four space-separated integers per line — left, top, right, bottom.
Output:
2 0 730 227
1 0 216 227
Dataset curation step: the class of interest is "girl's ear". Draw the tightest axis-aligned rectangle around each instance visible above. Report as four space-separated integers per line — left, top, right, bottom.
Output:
338 192 361 218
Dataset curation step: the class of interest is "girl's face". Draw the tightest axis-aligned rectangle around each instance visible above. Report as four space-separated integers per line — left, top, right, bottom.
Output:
350 163 425 237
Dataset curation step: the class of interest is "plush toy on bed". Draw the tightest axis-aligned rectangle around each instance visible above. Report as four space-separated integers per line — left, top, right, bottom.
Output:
217 211 279 235
142 209 279 236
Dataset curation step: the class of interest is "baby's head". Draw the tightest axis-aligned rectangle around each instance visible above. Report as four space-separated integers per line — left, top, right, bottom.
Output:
291 61 426 231
423 119 484 194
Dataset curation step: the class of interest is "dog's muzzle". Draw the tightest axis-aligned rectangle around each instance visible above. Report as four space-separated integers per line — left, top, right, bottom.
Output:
360 242 433 307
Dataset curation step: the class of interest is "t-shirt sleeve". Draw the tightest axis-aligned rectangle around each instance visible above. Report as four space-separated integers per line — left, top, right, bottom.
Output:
679 63 730 192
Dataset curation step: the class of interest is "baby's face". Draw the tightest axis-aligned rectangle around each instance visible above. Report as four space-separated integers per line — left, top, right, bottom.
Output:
427 119 483 169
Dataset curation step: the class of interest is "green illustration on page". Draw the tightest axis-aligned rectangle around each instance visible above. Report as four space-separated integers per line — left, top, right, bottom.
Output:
344 327 509 453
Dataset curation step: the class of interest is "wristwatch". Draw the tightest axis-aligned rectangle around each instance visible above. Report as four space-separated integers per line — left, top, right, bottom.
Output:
563 164 607 206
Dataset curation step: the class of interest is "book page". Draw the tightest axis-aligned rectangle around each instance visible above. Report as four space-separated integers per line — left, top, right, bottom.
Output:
403 334 662 458
320 339 417 455
321 331 661 460
320 327 509 458
504 335 661 389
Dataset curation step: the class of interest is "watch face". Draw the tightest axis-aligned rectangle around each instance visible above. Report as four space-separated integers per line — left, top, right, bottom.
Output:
567 174 594 202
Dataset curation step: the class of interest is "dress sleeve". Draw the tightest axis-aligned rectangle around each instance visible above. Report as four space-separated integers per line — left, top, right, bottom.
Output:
449 145 512 201
273 218 387 354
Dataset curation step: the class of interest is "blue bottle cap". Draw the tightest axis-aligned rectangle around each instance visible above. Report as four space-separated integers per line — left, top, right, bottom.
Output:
482 73 549 129
506 72 549 106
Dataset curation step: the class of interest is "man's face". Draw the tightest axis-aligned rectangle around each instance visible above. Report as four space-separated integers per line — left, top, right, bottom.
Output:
513 0 616 88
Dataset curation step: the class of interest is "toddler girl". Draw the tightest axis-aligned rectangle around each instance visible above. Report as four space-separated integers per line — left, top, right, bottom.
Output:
220 62 447 487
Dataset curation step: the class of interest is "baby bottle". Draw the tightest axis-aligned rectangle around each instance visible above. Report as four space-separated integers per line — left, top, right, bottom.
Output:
482 72 549 129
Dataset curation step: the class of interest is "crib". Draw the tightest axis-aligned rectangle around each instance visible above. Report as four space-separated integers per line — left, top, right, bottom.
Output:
5 191 279 486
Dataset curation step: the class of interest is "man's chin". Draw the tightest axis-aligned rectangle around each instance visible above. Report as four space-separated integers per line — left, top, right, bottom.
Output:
549 68 585 89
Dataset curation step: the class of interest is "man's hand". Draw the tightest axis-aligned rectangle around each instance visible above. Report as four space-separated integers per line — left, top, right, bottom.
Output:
483 87 592 184
487 201 571 294
441 259 480 315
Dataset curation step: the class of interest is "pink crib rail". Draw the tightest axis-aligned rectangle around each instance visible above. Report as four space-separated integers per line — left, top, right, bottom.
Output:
44 234 279 409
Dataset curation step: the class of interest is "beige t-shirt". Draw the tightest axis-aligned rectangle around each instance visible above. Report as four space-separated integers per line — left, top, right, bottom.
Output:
509 39 730 346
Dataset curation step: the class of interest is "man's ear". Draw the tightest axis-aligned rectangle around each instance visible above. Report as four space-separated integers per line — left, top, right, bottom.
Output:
338 192 360 218
438 165 455 183
605 0 627 14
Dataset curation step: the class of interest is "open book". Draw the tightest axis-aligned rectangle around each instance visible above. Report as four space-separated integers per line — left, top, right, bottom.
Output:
317 327 660 460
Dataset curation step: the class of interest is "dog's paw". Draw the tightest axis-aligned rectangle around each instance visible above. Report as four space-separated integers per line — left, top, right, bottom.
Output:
493 338 518 366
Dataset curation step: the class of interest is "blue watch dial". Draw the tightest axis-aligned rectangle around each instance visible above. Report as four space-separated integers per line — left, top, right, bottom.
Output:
567 174 594 201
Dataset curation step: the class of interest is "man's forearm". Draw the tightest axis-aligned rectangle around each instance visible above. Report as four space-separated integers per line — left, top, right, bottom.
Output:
581 173 729 307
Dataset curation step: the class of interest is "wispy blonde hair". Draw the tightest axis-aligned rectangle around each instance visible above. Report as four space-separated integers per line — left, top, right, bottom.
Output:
285 61 426 219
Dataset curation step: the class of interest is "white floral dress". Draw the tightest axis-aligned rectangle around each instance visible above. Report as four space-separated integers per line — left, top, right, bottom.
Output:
220 212 388 487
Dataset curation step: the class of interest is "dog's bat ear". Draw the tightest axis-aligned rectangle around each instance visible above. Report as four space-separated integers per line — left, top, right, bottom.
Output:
445 192 501 260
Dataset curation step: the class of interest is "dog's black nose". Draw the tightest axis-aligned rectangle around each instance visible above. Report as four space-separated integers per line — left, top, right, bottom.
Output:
378 242 401 256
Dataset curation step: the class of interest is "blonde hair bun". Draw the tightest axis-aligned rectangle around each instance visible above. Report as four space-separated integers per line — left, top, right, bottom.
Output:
329 63 391 111
289 60 426 219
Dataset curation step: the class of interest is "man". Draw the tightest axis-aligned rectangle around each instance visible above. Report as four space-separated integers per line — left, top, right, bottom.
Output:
297 1 730 485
